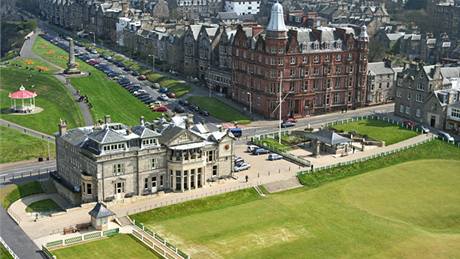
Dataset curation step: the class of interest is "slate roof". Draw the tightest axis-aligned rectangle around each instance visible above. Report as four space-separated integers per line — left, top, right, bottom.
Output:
131 125 160 138
158 125 185 144
88 127 127 144
367 62 394 76
305 129 351 145
88 203 115 219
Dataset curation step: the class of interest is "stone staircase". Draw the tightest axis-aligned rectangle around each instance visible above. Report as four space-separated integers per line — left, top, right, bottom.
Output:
263 177 303 193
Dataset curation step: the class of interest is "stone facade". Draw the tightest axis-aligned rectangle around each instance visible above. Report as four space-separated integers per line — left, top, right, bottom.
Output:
366 61 395 105
54 115 235 205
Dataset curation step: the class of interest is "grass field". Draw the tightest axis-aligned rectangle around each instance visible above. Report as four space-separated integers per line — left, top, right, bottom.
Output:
51 234 160 259
146 74 191 97
187 96 251 124
134 142 460 258
0 181 43 209
0 126 55 163
332 119 418 145
0 242 13 259
32 36 162 125
8 57 58 74
26 199 62 213
0 67 85 134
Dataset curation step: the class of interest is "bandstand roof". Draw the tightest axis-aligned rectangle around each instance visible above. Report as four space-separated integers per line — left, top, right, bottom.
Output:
8 86 37 99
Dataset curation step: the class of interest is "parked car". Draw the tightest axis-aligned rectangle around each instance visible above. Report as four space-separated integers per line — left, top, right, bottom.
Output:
159 87 169 93
153 106 168 112
230 128 242 138
167 92 176 98
418 125 430 134
158 94 169 101
200 110 210 116
178 99 189 106
253 148 269 155
281 121 296 128
152 83 161 89
234 163 251 172
268 153 283 161
137 75 147 80
190 105 200 112
438 131 455 142
286 117 297 123
234 157 244 165
247 145 259 153
173 105 186 113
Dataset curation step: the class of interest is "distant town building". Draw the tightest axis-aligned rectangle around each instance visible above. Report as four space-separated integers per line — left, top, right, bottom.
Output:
53 115 235 205
366 61 396 105
224 0 260 16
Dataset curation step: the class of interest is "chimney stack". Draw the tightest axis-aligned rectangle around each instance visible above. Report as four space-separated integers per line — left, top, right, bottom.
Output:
121 1 129 16
185 114 194 129
58 119 67 136
104 115 111 124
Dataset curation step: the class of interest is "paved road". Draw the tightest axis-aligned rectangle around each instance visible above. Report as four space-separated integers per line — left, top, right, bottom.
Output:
19 28 94 126
0 206 43 259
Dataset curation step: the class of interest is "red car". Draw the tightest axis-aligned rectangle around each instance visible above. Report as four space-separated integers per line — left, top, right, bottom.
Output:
137 75 147 80
153 106 168 112
167 92 176 98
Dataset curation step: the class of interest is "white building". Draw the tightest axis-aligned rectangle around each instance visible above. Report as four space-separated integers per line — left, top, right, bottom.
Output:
224 0 260 15
116 17 132 46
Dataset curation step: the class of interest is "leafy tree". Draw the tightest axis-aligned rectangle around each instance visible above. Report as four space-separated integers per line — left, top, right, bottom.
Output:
369 40 387 62
404 0 427 10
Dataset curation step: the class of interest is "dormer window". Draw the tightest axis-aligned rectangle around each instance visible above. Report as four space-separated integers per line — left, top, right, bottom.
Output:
142 138 157 146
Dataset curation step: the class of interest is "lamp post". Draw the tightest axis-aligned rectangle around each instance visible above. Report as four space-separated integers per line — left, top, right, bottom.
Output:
247 92 252 115
148 54 155 72
89 32 96 46
270 73 292 144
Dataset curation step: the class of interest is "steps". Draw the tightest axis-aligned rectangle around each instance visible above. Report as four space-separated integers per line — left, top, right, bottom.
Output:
263 178 303 193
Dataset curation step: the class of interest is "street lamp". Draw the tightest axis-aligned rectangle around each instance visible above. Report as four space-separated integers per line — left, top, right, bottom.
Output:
247 92 252 115
89 32 96 46
148 54 155 72
270 73 293 144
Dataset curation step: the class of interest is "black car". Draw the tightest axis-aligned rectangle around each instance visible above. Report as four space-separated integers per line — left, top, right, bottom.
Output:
200 110 210 116
178 99 190 106
131 71 140 76
174 105 186 113
190 105 200 112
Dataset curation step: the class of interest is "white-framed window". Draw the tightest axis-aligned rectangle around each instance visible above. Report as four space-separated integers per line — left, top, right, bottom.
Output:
416 108 421 118
400 104 404 113
303 56 308 63
290 56 296 64
335 54 341 62
278 58 283 66
313 55 319 64
396 90 402 98
113 163 124 176
407 92 411 100
212 165 218 176
405 106 410 115
151 158 156 169
347 53 352 61
416 93 423 103
450 108 460 119
417 83 424 90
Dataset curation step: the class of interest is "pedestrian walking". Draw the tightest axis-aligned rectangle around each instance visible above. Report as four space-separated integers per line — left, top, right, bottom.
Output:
310 164 314 171
352 146 356 154
245 175 249 183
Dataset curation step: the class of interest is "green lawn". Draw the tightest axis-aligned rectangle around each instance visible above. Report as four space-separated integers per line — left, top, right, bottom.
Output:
146 73 191 97
0 243 13 259
0 126 55 163
254 137 291 152
25 198 62 213
51 234 160 259
0 181 44 209
187 96 251 124
298 140 459 188
332 119 418 145
0 67 84 134
32 36 162 125
8 57 58 74
134 142 460 258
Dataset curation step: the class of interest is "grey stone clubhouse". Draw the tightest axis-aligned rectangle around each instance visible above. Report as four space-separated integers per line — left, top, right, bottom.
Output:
53 114 235 205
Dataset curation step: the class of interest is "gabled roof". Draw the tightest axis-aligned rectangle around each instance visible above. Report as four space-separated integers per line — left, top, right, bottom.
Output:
367 62 394 76
131 125 160 138
305 129 351 145
88 203 115 219
158 125 185 144
88 127 126 144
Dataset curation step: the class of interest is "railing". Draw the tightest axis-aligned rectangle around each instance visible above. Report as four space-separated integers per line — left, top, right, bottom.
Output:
0 236 19 259
42 228 119 259
131 223 189 259
0 170 52 184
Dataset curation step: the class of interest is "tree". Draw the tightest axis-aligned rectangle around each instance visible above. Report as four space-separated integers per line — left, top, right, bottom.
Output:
404 0 427 10
369 40 387 62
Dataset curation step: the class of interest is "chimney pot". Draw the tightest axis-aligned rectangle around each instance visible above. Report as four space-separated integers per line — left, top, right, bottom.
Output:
104 115 111 124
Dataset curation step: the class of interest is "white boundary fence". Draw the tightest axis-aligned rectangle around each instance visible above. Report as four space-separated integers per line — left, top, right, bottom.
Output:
0 236 19 259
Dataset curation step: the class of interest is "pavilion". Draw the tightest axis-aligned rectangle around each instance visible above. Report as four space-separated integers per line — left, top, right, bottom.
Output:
8 86 37 113
303 129 352 156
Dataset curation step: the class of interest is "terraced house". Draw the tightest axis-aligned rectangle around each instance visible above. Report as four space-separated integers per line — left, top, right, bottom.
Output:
53 115 234 205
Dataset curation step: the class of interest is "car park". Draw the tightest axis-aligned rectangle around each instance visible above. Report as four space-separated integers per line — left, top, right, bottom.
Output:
252 148 269 155
268 153 283 161
158 94 169 101
234 163 251 172
438 131 455 142
159 87 169 94
178 99 189 106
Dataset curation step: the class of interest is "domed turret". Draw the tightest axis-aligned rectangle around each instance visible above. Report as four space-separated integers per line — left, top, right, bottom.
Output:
359 25 369 41
267 1 287 33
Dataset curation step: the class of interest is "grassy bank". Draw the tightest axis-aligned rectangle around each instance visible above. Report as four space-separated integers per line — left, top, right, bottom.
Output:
0 181 44 209
187 96 251 124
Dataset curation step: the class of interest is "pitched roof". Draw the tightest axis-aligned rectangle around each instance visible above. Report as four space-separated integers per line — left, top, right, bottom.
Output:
305 129 351 145
367 62 394 76
88 127 127 144
88 203 115 219
131 125 160 138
